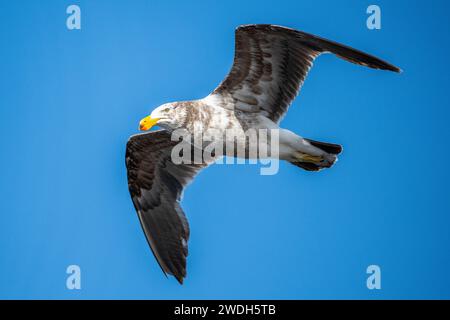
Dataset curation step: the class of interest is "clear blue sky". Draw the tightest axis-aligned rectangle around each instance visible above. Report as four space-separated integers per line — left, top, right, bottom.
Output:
0 0 449 299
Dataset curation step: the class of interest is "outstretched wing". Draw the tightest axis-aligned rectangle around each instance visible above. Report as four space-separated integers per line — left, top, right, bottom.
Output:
125 130 208 284
211 24 400 123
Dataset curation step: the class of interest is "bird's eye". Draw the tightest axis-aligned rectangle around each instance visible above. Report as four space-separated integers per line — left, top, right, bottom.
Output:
163 108 170 112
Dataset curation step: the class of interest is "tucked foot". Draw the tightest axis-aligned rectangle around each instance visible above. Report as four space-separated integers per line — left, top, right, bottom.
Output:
290 152 337 171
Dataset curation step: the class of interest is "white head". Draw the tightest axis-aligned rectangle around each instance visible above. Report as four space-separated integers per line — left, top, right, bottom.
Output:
139 103 180 131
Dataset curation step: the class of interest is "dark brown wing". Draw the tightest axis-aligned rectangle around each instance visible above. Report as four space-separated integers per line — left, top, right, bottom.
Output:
212 24 400 123
125 130 208 284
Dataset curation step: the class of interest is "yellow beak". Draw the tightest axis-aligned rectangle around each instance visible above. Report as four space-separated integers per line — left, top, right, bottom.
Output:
139 116 160 131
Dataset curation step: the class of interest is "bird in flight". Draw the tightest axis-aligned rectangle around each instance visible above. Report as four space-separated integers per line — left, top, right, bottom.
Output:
126 24 400 284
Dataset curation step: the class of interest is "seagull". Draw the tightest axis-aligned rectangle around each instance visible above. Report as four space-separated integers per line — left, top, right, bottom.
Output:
126 24 400 284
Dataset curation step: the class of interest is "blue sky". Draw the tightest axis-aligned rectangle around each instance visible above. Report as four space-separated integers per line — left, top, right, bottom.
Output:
0 0 449 299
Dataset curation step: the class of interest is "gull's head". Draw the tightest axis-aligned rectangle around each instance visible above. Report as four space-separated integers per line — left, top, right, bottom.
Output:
139 103 178 131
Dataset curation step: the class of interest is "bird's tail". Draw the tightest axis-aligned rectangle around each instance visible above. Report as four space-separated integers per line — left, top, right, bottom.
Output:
289 138 343 171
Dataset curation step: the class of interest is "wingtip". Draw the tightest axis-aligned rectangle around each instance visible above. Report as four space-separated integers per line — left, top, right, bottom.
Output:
370 56 401 73
387 64 402 73
175 275 185 285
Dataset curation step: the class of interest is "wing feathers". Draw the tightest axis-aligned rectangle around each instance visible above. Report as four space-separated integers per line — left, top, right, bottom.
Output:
293 27 401 72
126 130 207 284
212 24 400 123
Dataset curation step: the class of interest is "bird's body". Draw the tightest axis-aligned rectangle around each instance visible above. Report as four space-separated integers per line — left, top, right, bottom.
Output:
153 99 329 165
126 24 400 284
